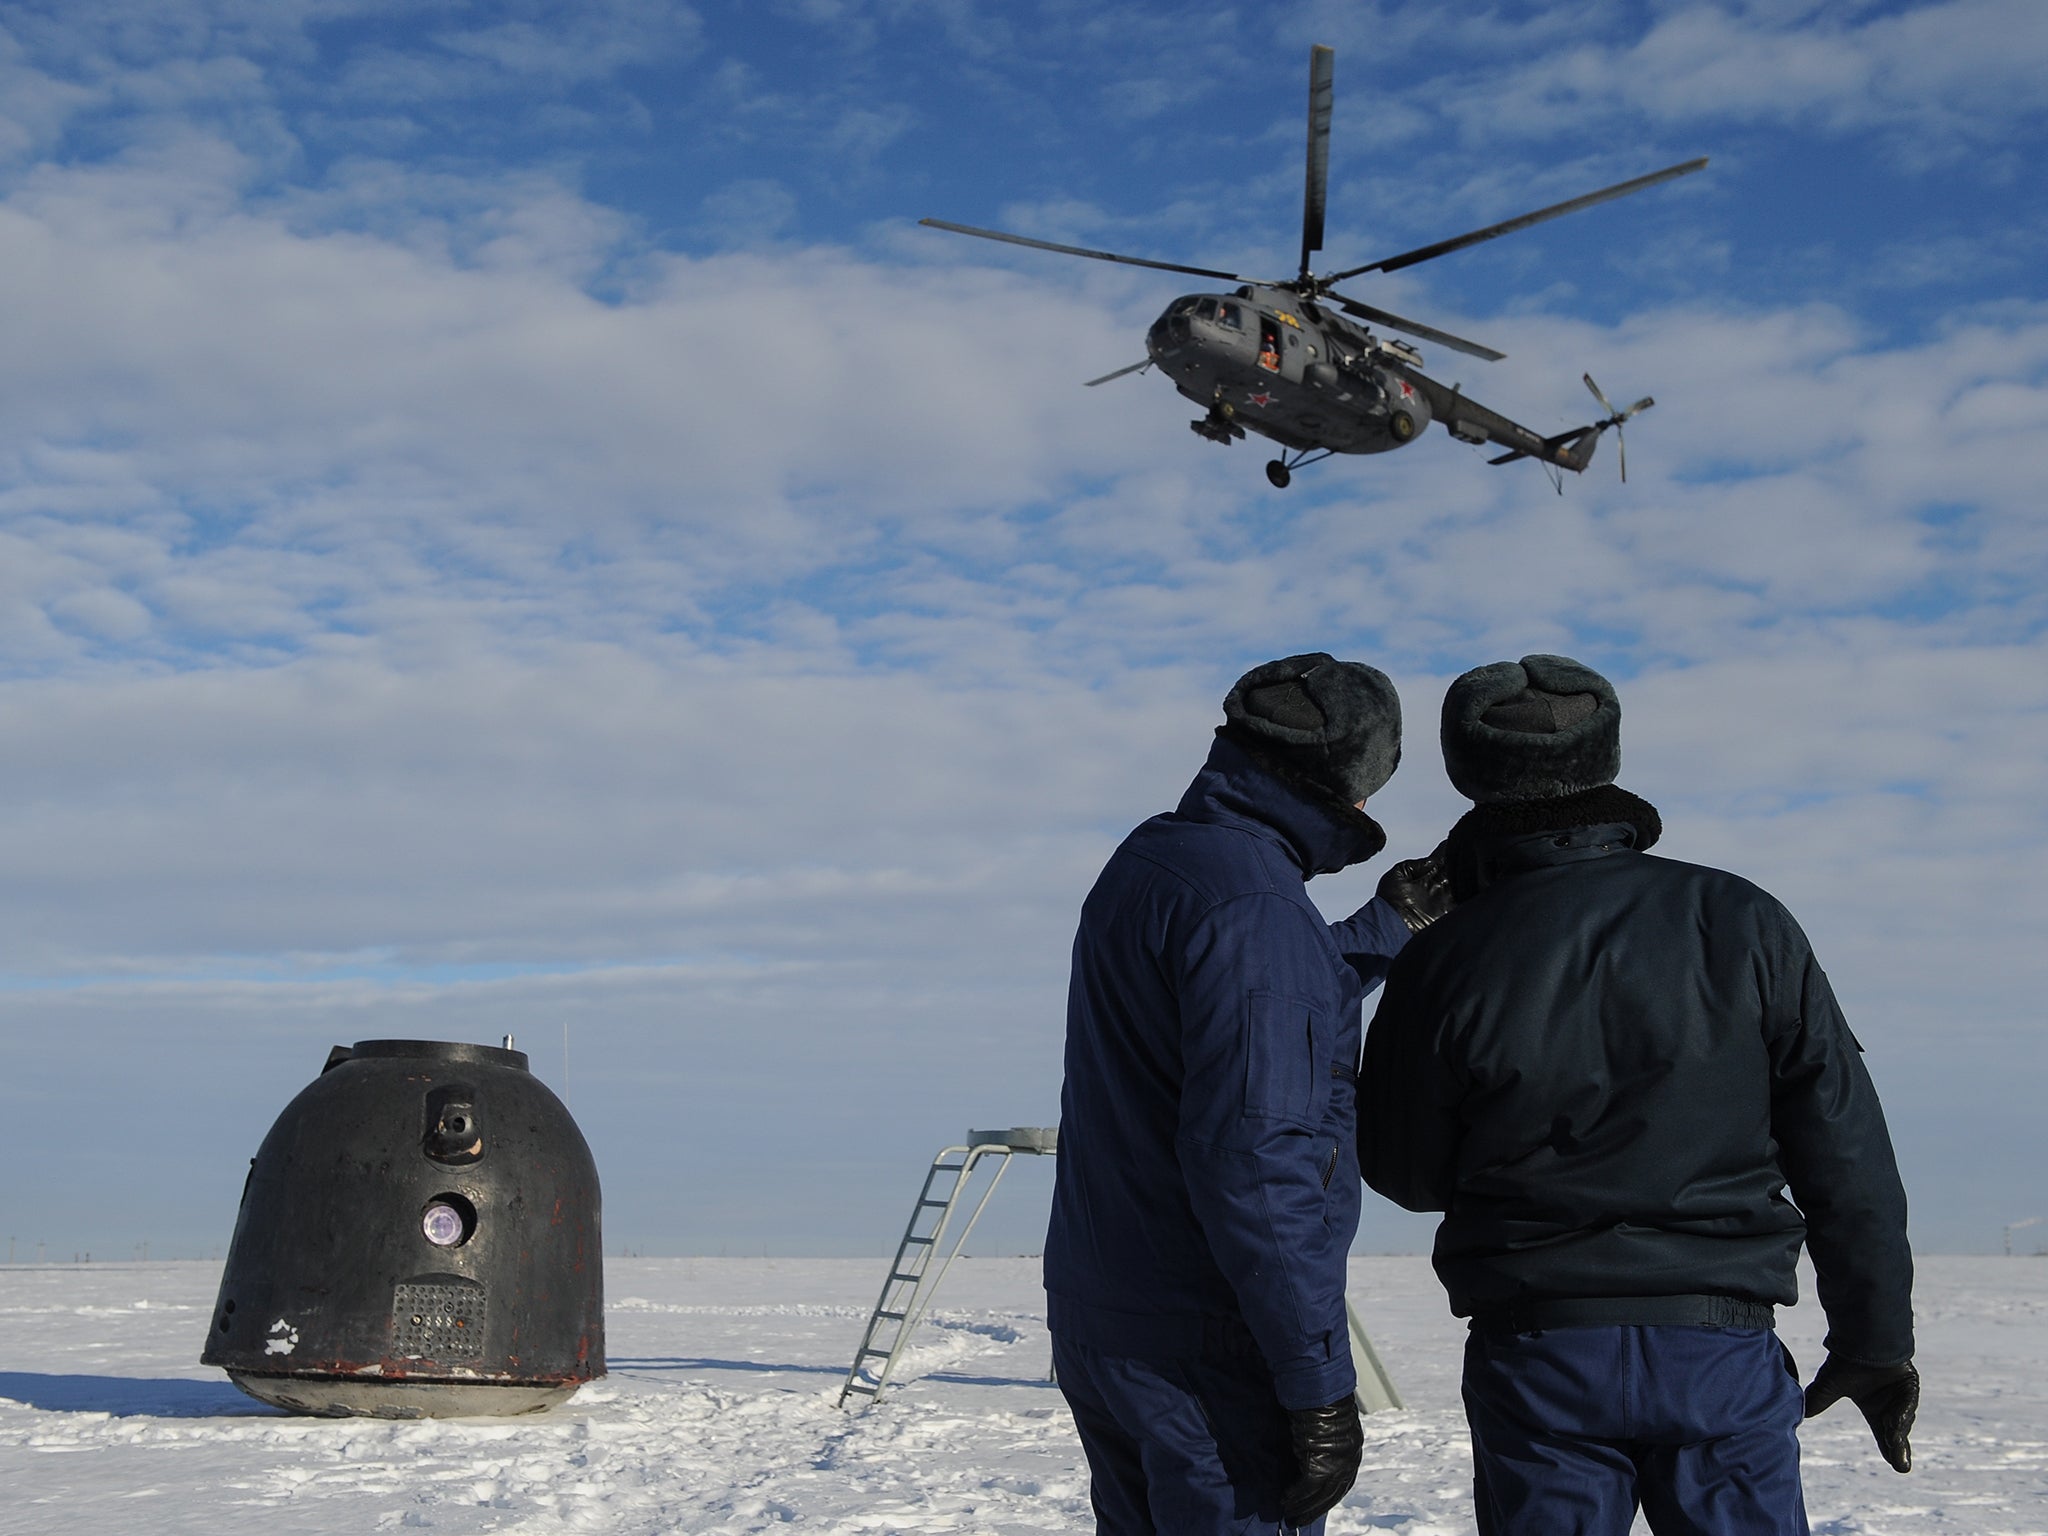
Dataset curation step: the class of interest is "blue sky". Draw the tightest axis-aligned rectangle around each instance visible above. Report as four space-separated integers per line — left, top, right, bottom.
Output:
0 0 2043 1265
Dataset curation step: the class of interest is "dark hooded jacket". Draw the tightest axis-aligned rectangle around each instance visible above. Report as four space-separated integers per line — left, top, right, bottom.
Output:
1044 735 1411 1410
1358 792 1914 1367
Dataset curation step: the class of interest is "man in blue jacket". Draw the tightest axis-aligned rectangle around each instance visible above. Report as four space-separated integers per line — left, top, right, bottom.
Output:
1045 653 1448 1535
1360 655 1917 1536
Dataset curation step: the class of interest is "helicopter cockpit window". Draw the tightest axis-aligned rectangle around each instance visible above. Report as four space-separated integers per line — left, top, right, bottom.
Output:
1193 298 1218 321
1215 302 1244 329
1168 297 1200 317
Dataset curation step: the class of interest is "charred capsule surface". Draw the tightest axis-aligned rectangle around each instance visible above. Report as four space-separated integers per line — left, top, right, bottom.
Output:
202 1038 604 1418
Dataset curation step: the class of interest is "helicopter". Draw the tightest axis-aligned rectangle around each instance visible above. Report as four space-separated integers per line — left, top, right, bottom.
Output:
921 45 1704 489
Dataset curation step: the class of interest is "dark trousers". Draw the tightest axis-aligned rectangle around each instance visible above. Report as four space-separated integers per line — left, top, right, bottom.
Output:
1051 1332 1320 1536
1462 1324 1808 1536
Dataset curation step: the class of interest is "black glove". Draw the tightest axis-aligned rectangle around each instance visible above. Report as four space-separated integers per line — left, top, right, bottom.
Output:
1280 1395 1362 1529
1803 1354 1919 1473
1376 846 1453 933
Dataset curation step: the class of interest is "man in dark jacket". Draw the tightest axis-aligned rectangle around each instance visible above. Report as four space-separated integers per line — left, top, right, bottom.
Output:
1046 653 1449 1535
1360 654 1917 1536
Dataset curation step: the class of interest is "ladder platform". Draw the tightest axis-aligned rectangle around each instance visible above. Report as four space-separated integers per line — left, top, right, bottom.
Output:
968 1127 1059 1153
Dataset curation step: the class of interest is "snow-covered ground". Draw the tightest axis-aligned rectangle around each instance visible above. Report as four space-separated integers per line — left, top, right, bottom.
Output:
1 1255 2042 1534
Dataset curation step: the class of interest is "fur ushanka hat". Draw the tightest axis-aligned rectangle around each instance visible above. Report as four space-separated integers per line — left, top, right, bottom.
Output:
1441 654 1621 803
1220 652 1402 807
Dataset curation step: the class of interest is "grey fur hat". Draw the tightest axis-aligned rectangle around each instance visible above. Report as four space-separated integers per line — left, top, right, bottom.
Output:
1441 654 1621 803
1221 652 1402 806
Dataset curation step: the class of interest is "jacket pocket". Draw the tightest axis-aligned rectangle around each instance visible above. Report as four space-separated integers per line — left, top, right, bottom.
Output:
1242 990 1323 1125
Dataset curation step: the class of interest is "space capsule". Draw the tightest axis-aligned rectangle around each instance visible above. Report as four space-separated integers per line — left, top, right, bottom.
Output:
201 1037 604 1417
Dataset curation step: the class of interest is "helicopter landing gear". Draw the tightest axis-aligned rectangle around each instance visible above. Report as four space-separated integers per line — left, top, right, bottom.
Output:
1191 402 1246 445
1264 447 1334 489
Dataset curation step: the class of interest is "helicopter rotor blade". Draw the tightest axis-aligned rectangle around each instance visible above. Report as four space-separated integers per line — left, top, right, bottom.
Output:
918 219 1254 284
1083 359 1153 387
1298 44 1335 284
1583 375 1657 480
1319 157 1708 284
1616 397 1655 481
1583 374 1654 421
1329 292 1507 361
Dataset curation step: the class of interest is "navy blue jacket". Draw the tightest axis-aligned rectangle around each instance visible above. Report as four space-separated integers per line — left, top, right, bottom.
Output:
1044 736 1410 1409
1360 813 1913 1367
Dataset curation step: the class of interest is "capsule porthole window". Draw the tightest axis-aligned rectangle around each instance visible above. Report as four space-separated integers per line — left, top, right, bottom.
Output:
421 1192 478 1247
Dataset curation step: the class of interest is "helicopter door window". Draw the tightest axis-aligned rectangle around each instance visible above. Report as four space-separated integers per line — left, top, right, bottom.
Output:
1258 317 1282 372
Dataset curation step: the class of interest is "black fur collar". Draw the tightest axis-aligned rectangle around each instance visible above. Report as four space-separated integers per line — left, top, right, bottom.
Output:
1443 785 1662 900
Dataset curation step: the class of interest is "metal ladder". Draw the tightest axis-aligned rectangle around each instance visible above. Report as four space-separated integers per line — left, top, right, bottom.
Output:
837 1127 1058 1408
836 1123 1403 1416
1347 1296 1403 1412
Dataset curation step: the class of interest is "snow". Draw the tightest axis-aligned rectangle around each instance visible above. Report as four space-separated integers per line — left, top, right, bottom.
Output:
2 1256 2044 1534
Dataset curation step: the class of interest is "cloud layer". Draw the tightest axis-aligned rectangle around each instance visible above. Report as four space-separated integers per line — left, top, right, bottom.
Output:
0 0 2042 1258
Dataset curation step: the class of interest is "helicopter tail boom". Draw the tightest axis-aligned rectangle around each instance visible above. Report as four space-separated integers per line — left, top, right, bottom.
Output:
1400 369 1590 469
1394 366 1653 478
1488 425 1600 471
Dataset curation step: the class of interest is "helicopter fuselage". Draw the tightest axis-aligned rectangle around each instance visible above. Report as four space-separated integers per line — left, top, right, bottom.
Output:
1145 285 1433 455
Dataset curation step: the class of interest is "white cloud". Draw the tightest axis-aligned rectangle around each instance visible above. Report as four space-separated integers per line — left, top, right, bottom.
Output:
424 0 704 89
698 177 799 246
1395 0 2048 159
0 0 2041 1255
876 0 1015 60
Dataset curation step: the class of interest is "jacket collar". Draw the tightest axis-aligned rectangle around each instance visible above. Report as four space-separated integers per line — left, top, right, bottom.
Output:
1175 734 1387 877
1443 785 1663 900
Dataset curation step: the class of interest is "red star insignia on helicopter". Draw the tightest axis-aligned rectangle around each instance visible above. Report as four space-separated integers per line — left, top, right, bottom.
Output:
1247 390 1276 407
1397 379 1415 400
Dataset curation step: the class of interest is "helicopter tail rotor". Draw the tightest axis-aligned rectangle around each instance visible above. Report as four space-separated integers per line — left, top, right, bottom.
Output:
1489 375 1657 481
1582 372 1654 482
